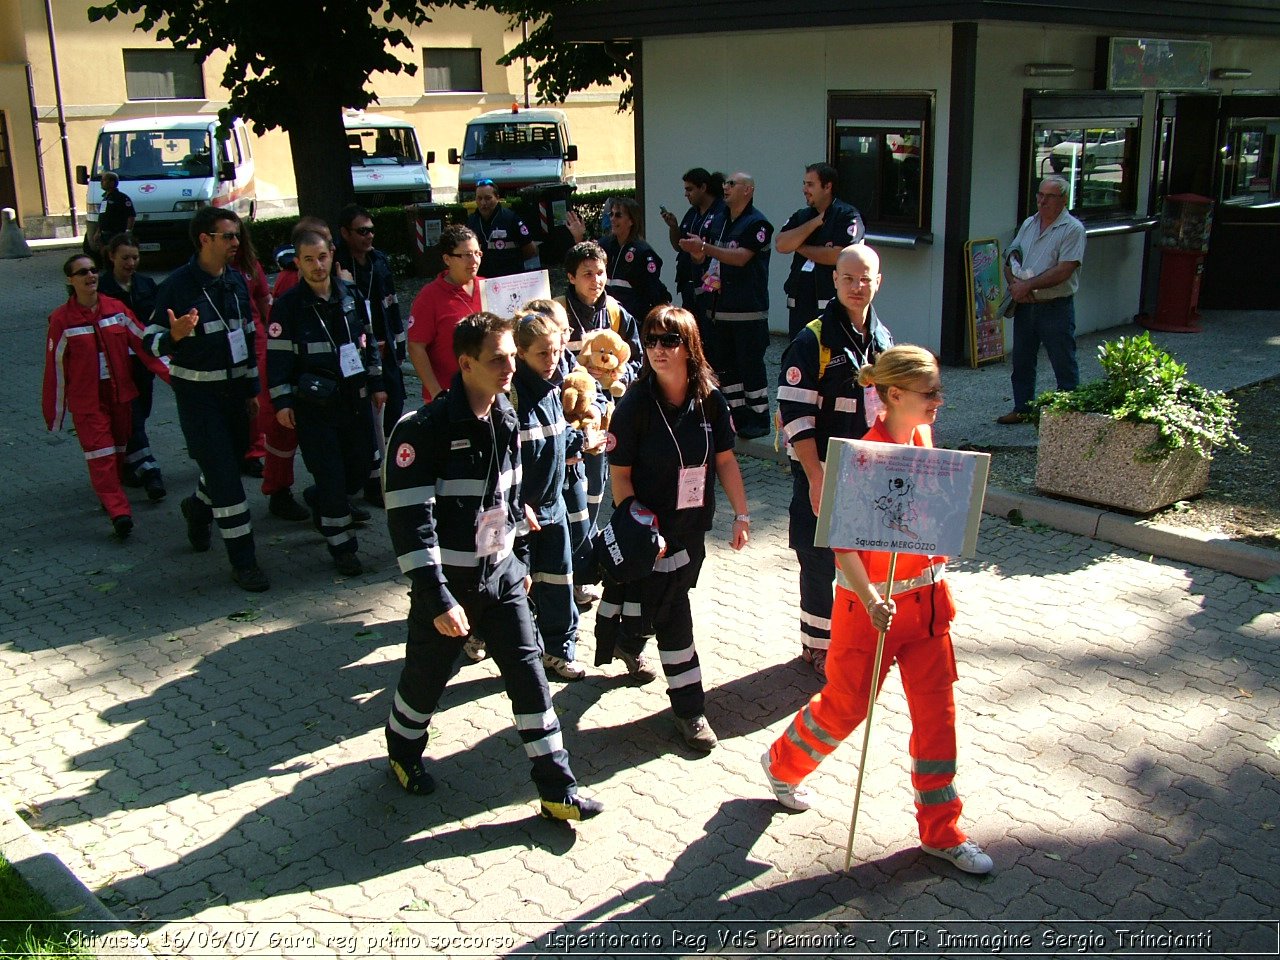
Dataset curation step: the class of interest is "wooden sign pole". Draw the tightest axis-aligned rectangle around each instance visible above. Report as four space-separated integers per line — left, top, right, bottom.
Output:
844 552 898 870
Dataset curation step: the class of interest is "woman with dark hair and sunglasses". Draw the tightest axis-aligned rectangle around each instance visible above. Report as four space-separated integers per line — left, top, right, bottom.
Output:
595 305 750 751
42 254 170 539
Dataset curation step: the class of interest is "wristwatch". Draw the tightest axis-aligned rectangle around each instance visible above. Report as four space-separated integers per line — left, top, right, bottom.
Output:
734 514 751 523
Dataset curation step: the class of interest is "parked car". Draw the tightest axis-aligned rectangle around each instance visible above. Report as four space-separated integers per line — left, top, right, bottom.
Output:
343 110 434 207
1050 130 1127 173
77 115 256 253
448 106 577 201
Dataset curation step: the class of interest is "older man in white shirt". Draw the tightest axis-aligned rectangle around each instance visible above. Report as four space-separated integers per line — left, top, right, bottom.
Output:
997 176 1085 424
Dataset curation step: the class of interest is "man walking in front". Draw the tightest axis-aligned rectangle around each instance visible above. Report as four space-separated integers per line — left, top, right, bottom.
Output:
382 312 603 822
143 207 268 591
997 176 1085 424
778 244 893 678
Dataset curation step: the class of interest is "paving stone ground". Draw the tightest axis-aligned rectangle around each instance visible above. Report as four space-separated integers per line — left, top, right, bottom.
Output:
1 249 1278 959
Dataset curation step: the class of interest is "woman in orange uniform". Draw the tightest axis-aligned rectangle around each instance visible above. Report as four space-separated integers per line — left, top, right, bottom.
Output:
761 345 992 875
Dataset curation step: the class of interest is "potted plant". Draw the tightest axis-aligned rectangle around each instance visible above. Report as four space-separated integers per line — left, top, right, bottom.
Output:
1031 333 1247 513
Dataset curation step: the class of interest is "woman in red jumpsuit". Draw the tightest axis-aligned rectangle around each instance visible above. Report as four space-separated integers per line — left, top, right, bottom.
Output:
761 345 992 875
42 254 170 538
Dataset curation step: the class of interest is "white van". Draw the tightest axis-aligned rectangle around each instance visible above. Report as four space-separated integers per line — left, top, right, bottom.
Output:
449 107 577 200
343 110 434 207
77 115 256 252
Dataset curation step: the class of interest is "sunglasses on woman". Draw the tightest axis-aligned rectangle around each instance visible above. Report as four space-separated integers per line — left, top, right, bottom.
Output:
644 332 684 349
70 267 99 277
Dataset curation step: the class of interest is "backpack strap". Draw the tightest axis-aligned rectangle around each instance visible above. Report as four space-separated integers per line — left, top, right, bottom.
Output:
804 317 831 380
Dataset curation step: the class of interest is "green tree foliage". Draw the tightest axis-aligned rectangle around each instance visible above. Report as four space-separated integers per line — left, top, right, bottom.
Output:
483 1 634 110
86 0 450 224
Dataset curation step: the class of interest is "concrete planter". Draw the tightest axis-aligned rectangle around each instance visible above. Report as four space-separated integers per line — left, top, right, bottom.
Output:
1035 410 1210 514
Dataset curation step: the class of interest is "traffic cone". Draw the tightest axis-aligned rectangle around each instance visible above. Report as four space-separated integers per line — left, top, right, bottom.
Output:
0 208 33 259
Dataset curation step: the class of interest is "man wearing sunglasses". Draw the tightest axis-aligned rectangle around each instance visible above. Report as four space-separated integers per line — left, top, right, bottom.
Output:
466 180 537 278
336 204 407 508
777 243 893 679
143 206 269 592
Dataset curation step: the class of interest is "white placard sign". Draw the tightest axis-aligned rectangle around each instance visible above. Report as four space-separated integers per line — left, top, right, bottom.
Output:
815 437 990 558
480 269 552 318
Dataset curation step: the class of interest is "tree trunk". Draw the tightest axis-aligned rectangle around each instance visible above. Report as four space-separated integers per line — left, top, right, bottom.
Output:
285 94 354 229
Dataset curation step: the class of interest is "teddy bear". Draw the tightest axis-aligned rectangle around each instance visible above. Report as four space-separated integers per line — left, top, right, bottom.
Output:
560 366 598 430
578 328 632 399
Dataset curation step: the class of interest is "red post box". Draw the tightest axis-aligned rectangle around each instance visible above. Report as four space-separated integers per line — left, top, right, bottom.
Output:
1141 193 1213 334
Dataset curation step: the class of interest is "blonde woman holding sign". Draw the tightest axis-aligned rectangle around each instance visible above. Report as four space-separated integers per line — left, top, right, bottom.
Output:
761 345 992 875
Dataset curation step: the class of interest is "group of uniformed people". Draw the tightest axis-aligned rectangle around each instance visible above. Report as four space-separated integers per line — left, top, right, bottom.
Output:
42 180 993 871
43 204 405 589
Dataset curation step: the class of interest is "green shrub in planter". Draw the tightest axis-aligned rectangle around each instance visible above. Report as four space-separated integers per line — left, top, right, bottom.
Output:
1031 334 1247 513
1031 333 1246 461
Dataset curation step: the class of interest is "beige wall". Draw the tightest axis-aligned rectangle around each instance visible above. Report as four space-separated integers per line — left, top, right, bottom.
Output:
643 23 955 346
1 0 633 230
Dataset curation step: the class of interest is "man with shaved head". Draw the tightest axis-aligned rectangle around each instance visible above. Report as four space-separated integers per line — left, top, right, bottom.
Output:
680 171 774 438
776 243 894 679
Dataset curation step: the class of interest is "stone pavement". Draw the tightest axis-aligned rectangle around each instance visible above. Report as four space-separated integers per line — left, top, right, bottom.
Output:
2 248 1279 958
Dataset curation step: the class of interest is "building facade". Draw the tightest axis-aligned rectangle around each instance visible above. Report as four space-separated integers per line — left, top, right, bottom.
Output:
0 0 634 237
558 1 1280 359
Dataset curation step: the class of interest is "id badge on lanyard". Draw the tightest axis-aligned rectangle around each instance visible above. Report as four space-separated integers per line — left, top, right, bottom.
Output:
475 505 507 558
338 342 363 378
227 326 248 364
700 258 721 294
99 352 110 380
677 466 706 509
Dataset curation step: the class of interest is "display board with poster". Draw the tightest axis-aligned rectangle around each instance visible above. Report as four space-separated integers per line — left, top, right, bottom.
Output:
815 436 989 559
479 269 553 318
965 237 1007 368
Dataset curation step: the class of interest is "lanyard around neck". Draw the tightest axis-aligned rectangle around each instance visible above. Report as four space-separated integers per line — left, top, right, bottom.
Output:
202 286 242 330
653 392 708 471
311 298 352 348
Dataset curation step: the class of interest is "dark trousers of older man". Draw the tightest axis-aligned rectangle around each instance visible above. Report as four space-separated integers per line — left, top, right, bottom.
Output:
1010 295 1079 413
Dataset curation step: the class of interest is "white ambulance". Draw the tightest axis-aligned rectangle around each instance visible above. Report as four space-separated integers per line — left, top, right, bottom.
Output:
77 115 256 253
343 110 434 207
449 106 577 201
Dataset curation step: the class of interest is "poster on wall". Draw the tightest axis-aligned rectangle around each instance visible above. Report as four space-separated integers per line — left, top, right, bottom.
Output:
1105 37 1211 91
964 237 1006 368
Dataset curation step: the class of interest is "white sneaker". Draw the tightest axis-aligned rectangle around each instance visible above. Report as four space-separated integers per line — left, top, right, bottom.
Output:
921 839 994 875
760 751 813 811
542 654 586 681
462 636 487 662
573 583 602 606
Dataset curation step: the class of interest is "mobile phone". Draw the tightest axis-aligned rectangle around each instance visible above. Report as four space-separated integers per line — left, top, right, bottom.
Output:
659 205 670 216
